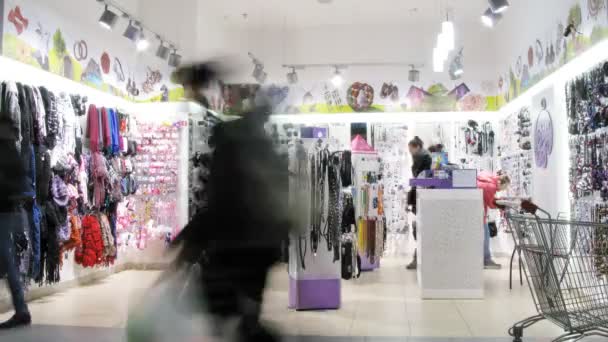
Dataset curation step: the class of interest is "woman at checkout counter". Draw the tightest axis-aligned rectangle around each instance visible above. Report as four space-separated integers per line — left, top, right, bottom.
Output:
477 172 511 269
406 137 432 270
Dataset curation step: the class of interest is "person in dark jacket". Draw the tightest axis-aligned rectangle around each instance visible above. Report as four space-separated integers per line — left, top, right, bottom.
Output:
172 62 289 342
0 118 31 329
406 136 432 270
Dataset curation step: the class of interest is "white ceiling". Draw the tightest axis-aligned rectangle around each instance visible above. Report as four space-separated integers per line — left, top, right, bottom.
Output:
201 0 491 30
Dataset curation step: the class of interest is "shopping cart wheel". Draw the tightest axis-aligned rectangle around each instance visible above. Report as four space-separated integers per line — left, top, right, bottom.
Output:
511 326 523 342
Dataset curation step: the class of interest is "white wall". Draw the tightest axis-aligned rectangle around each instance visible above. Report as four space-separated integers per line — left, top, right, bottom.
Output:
493 0 608 100
205 24 498 93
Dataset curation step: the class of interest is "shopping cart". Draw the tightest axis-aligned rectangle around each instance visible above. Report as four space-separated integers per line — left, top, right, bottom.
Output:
505 202 608 341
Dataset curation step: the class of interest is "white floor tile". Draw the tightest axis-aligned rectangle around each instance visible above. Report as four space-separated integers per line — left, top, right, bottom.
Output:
0 254 570 339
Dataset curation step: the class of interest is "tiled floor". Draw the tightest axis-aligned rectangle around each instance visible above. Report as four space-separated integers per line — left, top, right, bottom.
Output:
0 253 571 341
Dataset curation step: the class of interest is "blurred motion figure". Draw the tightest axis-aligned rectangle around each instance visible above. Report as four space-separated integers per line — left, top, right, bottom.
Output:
172 62 289 342
0 118 31 329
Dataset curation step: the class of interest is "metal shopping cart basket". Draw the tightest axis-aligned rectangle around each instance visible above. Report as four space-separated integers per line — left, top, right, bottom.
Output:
505 202 608 342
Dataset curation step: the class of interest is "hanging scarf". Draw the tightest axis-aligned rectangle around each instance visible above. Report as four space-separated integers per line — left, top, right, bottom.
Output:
86 105 101 152
60 214 82 256
98 213 116 260
44 201 64 284
92 152 108 208
75 215 104 268
51 175 69 207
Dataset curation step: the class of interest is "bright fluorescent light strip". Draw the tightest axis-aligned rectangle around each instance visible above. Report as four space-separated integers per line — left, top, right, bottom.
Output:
0 56 130 107
433 47 444 72
437 33 450 60
441 21 455 51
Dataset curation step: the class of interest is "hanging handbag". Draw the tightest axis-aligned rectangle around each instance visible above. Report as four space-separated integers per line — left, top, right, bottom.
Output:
488 221 498 238
341 241 354 280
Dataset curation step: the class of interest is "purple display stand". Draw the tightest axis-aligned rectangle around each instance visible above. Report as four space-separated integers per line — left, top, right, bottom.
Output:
360 253 380 271
288 276 341 310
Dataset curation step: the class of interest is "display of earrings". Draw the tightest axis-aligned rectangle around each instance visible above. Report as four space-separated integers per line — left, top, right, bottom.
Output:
567 61 608 236
498 107 532 156
498 107 534 199
500 152 533 198
454 121 495 172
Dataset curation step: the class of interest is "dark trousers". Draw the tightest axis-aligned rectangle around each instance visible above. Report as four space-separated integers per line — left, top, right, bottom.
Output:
0 212 28 315
201 247 279 339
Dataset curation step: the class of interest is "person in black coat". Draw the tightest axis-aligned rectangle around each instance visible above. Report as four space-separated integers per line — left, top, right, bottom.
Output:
0 118 31 329
172 62 289 342
406 136 432 270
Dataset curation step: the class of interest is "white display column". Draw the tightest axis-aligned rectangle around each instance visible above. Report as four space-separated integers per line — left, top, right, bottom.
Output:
417 189 484 299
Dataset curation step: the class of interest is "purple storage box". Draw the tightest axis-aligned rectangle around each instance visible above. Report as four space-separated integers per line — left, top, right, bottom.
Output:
289 276 341 310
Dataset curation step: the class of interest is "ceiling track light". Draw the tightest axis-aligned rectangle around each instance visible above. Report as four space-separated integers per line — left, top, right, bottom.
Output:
156 37 170 60
123 20 140 42
408 65 420 82
168 49 182 67
488 0 510 14
252 63 266 84
481 7 503 28
98 4 118 30
331 66 344 87
136 30 149 51
100 1 177 60
449 48 464 80
287 67 298 84
249 52 267 84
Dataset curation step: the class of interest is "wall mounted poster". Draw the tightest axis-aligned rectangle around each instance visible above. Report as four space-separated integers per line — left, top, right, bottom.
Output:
532 87 554 169
1 0 183 102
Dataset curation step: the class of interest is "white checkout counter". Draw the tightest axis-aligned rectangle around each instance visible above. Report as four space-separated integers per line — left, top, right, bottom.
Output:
416 188 484 299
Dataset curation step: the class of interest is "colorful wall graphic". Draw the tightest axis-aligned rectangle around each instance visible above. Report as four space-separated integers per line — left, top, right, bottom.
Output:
213 80 496 116
497 0 608 107
1 0 183 103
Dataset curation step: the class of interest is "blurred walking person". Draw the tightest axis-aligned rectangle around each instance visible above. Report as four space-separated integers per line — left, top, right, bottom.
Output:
172 63 290 342
0 118 31 329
